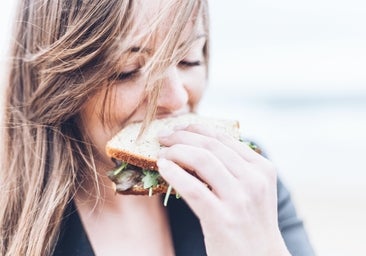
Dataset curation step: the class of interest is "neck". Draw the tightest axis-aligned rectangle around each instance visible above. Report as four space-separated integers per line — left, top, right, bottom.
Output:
74 172 174 256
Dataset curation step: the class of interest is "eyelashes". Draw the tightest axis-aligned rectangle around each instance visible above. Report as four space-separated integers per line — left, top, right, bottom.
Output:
107 69 140 82
115 69 140 81
112 60 202 82
179 60 202 67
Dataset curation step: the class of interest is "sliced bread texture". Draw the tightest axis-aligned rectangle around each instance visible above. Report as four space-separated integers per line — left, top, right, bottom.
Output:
106 113 240 170
105 113 240 196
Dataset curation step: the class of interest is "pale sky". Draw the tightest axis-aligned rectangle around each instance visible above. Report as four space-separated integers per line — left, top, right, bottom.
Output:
208 0 366 93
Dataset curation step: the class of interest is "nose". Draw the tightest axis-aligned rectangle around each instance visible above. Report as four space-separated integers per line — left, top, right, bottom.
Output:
157 67 188 112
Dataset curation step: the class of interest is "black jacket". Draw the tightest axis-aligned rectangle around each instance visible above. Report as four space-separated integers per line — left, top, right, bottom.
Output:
53 179 315 256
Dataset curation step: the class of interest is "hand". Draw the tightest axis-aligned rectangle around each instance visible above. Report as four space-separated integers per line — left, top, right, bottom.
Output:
157 124 290 256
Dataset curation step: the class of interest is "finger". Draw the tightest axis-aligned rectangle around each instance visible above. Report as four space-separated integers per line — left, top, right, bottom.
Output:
176 124 263 162
159 144 237 198
157 158 220 217
159 129 251 180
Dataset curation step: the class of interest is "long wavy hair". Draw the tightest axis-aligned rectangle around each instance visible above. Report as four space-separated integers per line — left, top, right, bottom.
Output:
0 0 209 255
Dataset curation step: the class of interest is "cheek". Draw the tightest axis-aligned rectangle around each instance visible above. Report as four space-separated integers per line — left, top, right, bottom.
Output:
80 93 115 164
112 82 147 124
80 85 146 164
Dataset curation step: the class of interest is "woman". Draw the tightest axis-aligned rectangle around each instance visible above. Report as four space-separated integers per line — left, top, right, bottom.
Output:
0 0 314 255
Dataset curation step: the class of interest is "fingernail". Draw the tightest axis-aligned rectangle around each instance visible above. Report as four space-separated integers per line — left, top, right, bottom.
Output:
157 158 169 172
173 124 188 131
158 128 173 138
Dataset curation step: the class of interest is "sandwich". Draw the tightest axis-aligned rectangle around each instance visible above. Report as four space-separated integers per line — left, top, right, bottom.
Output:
105 113 260 204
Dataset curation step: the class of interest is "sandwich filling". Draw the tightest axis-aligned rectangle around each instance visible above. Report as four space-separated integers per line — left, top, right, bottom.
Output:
107 139 260 205
107 160 168 195
107 159 177 205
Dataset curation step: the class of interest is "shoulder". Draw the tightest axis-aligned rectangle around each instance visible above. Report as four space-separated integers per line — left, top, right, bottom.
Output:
277 178 316 256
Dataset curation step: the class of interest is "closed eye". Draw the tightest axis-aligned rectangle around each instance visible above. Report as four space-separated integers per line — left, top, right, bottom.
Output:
179 60 202 67
113 69 140 81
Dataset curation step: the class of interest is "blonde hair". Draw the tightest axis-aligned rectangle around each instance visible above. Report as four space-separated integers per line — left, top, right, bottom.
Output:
0 0 209 255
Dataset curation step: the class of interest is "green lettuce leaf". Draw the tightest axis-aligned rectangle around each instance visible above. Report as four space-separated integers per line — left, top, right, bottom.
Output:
142 170 160 189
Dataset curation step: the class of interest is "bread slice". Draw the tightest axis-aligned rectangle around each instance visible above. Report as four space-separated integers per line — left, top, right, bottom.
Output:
106 113 240 169
105 113 240 196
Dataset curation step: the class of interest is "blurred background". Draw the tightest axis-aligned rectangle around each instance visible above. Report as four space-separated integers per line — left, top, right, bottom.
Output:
202 1 366 255
1 1 365 255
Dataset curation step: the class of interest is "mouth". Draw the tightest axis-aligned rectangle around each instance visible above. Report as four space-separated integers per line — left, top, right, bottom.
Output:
155 108 192 120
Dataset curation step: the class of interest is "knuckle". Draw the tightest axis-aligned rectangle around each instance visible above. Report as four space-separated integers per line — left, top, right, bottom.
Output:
183 184 204 201
191 147 213 165
265 161 278 180
203 137 220 151
163 144 180 158
258 158 278 180
250 176 275 204
186 123 204 133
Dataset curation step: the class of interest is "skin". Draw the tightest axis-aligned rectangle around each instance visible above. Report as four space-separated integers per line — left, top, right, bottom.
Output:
158 126 290 255
78 0 290 255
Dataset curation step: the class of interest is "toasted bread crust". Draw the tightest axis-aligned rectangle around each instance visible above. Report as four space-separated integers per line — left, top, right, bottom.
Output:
105 114 241 171
106 147 159 171
106 114 241 195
